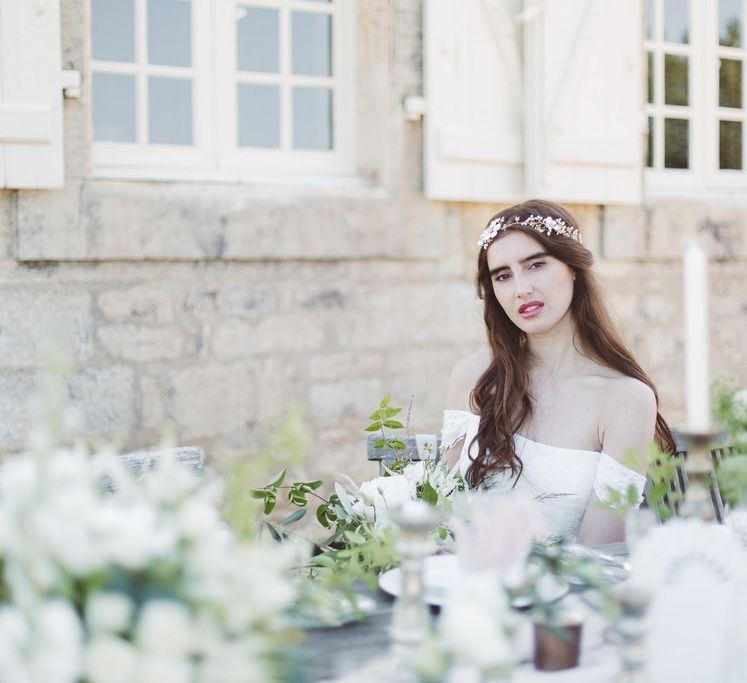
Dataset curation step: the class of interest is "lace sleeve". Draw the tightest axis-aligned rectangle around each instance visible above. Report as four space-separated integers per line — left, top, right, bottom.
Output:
440 410 476 453
593 453 647 509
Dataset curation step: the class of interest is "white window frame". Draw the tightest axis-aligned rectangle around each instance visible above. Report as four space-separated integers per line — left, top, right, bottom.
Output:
646 0 747 198
91 0 357 183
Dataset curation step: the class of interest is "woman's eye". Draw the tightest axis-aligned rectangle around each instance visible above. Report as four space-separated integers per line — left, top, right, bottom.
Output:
493 273 510 282
529 260 546 270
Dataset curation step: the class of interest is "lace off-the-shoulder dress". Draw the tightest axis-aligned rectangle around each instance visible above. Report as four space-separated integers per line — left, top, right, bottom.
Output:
442 410 647 541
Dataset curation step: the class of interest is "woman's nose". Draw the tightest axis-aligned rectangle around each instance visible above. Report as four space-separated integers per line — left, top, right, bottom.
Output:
514 274 533 296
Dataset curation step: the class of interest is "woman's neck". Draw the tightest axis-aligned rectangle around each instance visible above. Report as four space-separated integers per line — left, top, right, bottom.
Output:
526 314 585 378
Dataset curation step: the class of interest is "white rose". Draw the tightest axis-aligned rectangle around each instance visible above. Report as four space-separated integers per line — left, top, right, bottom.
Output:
402 461 427 486
31 600 84 683
0 606 30 682
136 600 194 658
84 636 138 683
137 655 194 683
359 475 416 515
85 592 134 634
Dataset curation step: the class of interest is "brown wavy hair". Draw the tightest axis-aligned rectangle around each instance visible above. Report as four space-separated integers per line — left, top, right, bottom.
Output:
466 199 675 488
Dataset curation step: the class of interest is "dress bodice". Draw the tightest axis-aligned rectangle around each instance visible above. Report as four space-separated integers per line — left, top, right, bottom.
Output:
442 410 646 540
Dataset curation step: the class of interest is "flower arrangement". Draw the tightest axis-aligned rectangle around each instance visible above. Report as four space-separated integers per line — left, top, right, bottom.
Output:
0 356 301 683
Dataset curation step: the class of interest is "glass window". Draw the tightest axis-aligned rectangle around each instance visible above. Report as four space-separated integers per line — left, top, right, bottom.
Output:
720 0 742 47
292 12 333 76
237 7 280 73
664 0 690 43
238 84 281 148
148 77 193 145
293 87 333 149
664 118 689 168
92 74 137 142
720 120 743 169
91 0 135 62
148 0 193 67
719 58 742 108
664 54 689 105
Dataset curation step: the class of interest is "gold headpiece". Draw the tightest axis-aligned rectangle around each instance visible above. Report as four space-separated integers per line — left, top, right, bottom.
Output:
477 214 582 250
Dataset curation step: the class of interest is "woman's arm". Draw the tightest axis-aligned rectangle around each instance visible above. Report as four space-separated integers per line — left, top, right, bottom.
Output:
577 377 657 545
441 351 488 468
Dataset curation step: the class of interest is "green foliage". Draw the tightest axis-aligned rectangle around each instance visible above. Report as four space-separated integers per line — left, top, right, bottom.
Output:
598 442 680 522
222 406 312 541
717 455 747 508
713 376 747 453
366 394 410 459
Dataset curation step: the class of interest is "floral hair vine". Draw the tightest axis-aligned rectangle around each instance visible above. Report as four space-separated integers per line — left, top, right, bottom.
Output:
477 214 583 250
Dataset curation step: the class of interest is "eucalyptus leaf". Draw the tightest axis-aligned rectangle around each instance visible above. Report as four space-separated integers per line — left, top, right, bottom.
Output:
281 508 307 525
265 521 282 541
249 489 268 499
263 494 277 515
268 469 287 488
383 420 404 429
421 480 438 505
365 423 381 432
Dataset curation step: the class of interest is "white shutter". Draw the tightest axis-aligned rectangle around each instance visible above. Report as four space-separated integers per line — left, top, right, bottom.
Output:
534 0 643 204
0 0 64 189
424 0 524 202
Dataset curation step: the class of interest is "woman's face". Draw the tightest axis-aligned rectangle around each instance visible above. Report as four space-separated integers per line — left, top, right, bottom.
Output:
485 230 575 335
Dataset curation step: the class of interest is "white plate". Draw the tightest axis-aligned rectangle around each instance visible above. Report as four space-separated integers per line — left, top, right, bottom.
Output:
378 555 568 608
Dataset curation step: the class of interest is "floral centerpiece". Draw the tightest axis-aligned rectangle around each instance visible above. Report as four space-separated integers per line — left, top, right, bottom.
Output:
0 357 301 683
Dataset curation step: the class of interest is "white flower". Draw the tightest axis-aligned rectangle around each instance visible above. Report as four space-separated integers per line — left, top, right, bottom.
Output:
31 600 84 683
438 573 512 670
84 635 138 683
136 655 194 683
358 475 416 520
136 600 194 658
85 592 134 634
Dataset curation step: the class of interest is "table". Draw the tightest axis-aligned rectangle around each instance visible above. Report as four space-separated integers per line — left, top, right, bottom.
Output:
302 543 628 682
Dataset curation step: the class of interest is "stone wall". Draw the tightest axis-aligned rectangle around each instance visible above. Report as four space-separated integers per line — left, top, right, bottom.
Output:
0 1 744 485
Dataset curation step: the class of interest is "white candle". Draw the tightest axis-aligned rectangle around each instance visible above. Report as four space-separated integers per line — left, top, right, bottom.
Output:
683 240 710 431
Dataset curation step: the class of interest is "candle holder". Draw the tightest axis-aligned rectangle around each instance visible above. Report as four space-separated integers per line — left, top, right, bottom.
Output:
679 429 720 522
388 500 443 654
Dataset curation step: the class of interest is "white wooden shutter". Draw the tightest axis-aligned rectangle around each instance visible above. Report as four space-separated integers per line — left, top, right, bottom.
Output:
424 0 524 202
0 0 64 189
534 0 643 204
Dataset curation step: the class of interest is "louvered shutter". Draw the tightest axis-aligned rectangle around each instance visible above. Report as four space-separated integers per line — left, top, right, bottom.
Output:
0 0 64 189
424 0 524 202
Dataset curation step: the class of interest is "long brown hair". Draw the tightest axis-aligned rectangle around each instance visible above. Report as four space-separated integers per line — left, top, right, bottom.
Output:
467 199 675 488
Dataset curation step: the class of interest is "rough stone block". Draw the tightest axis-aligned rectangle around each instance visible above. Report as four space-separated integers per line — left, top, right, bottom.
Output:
0 290 93 368
166 363 257 440
98 324 183 363
309 378 383 427
309 351 385 381
212 314 326 359
139 375 166 433
16 181 89 260
68 366 136 439
0 371 35 448
221 286 273 316
98 286 175 324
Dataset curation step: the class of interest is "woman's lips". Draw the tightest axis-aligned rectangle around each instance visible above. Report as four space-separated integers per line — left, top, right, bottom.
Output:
518 302 544 319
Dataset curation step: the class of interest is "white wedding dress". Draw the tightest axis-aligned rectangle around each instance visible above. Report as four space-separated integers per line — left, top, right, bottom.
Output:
442 410 647 540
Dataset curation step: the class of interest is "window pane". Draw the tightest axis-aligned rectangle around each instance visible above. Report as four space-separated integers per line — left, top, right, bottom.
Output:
237 7 279 73
292 12 332 76
148 77 193 145
719 58 742 108
92 0 135 62
148 0 192 67
648 52 655 104
293 87 332 149
647 116 654 168
664 0 689 43
720 0 742 47
646 0 655 40
720 120 743 169
664 54 689 105
664 118 689 168
93 73 137 142
238 84 280 147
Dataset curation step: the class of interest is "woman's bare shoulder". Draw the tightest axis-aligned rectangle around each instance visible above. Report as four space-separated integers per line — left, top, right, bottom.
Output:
446 349 491 410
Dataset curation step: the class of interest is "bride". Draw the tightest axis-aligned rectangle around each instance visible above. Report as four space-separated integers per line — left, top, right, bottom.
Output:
442 200 676 544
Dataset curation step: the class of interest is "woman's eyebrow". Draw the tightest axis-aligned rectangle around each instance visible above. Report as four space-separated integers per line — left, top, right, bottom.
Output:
489 251 549 275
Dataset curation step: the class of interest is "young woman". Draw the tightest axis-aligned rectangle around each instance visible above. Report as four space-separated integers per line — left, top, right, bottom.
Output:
443 200 675 544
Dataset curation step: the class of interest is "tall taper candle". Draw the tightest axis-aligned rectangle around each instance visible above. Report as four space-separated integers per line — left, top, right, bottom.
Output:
683 240 710 431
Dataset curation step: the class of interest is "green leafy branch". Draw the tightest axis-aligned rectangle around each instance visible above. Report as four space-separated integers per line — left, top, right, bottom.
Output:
365 394 408 461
